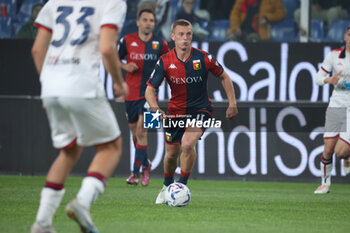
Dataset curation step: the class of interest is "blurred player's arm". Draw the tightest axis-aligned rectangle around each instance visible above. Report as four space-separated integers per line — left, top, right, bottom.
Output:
145 59 166 117
145 85 158 110
145 84 166 118
31 28 52 74
100 27 128 97
119 60 138 73
117 37 138 73
315 69 341 86
219 71 238 119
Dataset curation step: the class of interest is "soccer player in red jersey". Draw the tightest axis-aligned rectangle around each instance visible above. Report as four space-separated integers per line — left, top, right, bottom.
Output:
145 19 238 204
118 8 169 186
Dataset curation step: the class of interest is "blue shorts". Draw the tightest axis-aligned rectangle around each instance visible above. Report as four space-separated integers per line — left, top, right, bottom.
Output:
125 99 148 124
164 110 213 145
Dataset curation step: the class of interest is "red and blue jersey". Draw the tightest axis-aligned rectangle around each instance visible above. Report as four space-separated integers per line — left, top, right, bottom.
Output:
147 47 224 116
118 33 169 101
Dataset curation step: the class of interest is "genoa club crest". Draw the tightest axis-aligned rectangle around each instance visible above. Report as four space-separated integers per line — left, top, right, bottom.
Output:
152 41 159 50
165 132 172 142
193 59 201 70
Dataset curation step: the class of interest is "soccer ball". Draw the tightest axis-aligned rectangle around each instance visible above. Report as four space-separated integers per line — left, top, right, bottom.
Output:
164 182 191 207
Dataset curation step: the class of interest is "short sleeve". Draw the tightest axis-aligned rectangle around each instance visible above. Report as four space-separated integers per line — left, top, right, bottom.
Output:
205 53 223 77
321 51 333 74
34 1 54 31
101 0 126 31
118 36 127 59
147 59 166 89
160 39 169 56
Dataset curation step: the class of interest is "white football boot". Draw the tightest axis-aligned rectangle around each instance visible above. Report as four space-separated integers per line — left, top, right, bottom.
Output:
31 222 57 233
65 199 99 233
314 185 330 194
314 161 332 194
155 185 168 204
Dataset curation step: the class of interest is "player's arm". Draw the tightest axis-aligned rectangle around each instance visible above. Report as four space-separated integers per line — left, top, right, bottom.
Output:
119 60 138 73
145 85 159 110
100 27 128 97
315 51 342 86
315 69 341 86
145 85 166 118
31 28 52 74
219 71 238 120
145 59 166 118
117 37 138 73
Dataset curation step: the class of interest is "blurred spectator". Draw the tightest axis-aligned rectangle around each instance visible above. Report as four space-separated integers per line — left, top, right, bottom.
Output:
16 3 42 39
294 0 349 28
200 0 233 20
119 1 154 39
152 0 172 41
126 0 140 20
175 0 209 40
226 0 286 42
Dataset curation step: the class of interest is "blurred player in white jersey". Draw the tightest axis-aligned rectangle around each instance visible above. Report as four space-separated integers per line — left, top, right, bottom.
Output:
30 0 127 232
314 25 350 194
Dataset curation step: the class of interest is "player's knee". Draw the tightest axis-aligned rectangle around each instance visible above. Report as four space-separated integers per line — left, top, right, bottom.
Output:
62 144 82 160
98 136 122 153
181 142 194 154
135 129 146 141
334 147 348 158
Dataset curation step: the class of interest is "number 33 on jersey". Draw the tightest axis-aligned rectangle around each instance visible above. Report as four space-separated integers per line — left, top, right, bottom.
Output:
33 0 126 98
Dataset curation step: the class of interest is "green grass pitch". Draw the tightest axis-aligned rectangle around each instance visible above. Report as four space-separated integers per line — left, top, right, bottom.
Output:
0 175 349 233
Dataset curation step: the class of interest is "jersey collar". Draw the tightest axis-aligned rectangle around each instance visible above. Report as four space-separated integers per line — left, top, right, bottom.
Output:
174 47 193 64
339 48 346 58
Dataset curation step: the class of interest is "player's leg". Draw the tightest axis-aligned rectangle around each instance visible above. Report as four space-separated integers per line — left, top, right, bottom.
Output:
126 122 140 185
32 98 81 232
178 127 203 185
314 137 337 194
125 100 142 185
135 115 152 186
155 143 181 204
32 145 82 233
164 143 181 185
64 97 121 233
129 122 137 146
65 138 122 233
344 151 350 175
334 134 350 175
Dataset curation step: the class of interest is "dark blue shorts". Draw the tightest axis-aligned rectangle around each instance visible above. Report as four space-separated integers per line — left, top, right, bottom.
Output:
164 110 213 145
125 99 148 123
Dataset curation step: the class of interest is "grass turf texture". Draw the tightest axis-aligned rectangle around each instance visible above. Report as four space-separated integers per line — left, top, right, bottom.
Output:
0 175 349 233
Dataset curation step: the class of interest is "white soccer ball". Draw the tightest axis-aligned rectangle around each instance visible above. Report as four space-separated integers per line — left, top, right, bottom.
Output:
165 182 191 207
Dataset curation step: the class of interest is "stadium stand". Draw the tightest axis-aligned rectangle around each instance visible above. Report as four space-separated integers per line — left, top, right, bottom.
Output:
281 0 300 19
14 0 44 35
0 0 17 38
0 17 13 38
208 19 230 42
310 19 325 42
326 19 350 42
271 19 296 42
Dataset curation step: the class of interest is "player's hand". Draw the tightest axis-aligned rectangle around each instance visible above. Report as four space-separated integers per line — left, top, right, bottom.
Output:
159 109 166 120
125 62 138 73
114 82 129 98
327 71 341 85
151 107 166 120
226 106 238 120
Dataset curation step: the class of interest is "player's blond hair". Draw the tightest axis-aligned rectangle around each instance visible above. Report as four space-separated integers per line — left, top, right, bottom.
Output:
171 19 192 33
